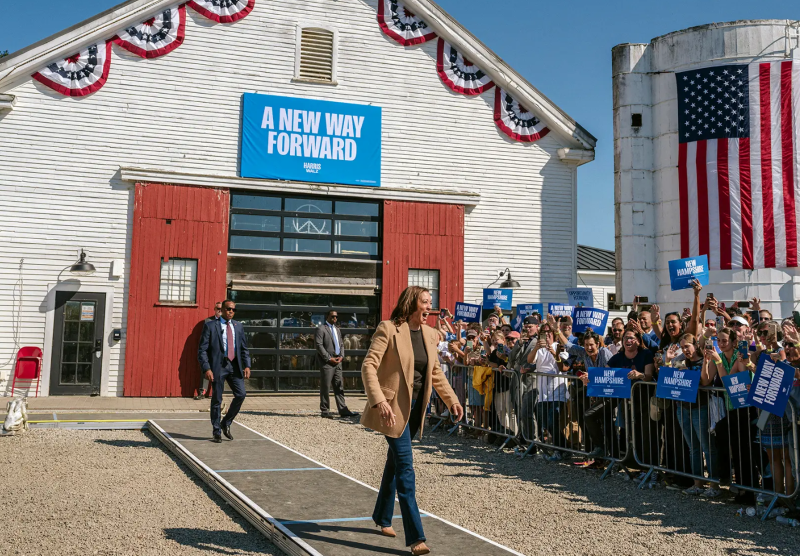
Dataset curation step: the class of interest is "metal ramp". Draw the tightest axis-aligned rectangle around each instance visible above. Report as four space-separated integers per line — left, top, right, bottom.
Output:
148 418 525 556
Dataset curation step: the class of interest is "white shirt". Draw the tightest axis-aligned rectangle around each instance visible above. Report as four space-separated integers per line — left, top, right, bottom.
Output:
220 318 235 355
533 342 569 402
328 322 341 355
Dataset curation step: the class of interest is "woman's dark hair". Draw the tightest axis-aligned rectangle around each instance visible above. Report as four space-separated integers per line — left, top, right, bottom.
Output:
717 327 737 345
659 312 685 351
580 330 600 346
390 286 429 326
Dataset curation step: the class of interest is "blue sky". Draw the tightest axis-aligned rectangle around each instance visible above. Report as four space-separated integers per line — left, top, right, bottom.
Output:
3 1 797 250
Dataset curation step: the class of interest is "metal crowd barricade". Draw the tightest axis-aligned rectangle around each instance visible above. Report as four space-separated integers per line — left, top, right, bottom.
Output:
630 381 799 520
428 364 521 451
518 371 631 478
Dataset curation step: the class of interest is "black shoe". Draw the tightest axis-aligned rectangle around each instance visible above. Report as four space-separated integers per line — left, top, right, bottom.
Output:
339 409 360 418
212 434 222 443
222 423 233 440
321 412 336 419
194 393 205 401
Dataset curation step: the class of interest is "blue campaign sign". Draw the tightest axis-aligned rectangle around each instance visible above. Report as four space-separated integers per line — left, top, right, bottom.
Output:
656 367 701 403
587 368 631 399
566 288 593 308
548 303 574 317
721 372 752 409
572 308 609 334
483 289 513 310
668 255 710 291
454 302 481 323
746 354 795 417
241 93 381 187
513 303 544 331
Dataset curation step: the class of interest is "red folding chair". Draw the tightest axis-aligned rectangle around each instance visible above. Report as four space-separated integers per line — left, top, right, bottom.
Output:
11 347 43 398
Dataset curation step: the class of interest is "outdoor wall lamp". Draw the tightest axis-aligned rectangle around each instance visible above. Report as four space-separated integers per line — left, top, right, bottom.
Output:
487 268 520 289
70 250 96 276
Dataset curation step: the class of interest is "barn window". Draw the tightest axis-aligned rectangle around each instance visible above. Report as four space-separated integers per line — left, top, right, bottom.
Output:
159 258 197 303
295 26 337 84
408 269 440 309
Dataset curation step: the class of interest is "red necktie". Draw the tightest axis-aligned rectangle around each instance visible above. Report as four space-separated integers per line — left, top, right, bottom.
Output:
226 322 235 361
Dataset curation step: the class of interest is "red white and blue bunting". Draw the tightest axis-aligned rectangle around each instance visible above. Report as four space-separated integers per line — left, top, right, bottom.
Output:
377 0 436 46
493 88 550 143
112 3 186 59
32 41 113 97
188 0 254 23
436 38 494 96
32 1 254 97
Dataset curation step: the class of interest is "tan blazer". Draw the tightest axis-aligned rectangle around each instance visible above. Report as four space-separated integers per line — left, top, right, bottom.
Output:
360 320 459 438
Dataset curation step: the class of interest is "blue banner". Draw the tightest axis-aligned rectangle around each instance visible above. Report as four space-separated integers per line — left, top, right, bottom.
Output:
454 302 482 323
721 372 752 409
513 303 544 331
587 368 631 399
548 303 574 317
565 288 593 308
656 367 701 403
241 93 382 187
483 288 513 310
746 354 795 417
668 255 710 291
572 308 609 334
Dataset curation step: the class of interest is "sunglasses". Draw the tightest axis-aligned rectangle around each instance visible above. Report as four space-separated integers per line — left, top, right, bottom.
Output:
730 322 744 326
759 317 770 322
223 307 236 312
758 329 770 336
329 315 338 320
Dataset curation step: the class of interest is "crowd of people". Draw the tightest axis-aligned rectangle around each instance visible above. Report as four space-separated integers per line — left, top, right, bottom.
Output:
430 286 800 507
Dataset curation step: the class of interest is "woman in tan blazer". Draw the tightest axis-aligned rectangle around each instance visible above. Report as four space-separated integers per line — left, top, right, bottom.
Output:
361 286 463 556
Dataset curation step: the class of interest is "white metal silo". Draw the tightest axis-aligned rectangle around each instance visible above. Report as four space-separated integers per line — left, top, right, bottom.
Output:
614 20 800 318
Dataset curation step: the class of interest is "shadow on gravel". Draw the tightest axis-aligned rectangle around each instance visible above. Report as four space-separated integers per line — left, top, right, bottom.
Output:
417 429 795 556
94 438 158 448
164 528 275 554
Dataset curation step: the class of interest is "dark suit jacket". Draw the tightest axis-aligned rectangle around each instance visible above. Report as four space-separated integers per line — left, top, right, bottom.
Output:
198 319 251 376
315 323 344 368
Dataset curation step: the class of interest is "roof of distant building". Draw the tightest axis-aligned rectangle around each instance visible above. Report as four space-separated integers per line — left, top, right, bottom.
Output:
577 244 615 272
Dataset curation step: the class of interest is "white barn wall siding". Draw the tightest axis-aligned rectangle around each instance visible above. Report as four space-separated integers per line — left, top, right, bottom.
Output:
0 0 578 393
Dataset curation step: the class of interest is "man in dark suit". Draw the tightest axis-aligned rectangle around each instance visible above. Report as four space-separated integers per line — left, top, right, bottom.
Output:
195 301 223 401
315 310 358 419
198 299 251 442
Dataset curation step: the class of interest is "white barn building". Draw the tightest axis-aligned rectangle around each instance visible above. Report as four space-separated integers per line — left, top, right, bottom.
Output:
0 0 594 397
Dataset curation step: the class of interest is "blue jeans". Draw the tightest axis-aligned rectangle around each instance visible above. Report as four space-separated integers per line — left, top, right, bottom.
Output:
676 402 717 479
373 398 426 547
210 360 246 436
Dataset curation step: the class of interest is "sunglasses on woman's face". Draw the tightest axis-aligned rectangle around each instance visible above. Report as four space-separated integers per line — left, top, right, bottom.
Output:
758 329 770 336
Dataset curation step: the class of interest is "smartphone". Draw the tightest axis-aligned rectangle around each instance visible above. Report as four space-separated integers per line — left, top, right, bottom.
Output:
466 340 473 350
738 301 751 308
538 330 547 342
737 341 749 358
706 293 714 299
793 311 800 328
705 338 714 350
440 309 447 319
636 296 649 303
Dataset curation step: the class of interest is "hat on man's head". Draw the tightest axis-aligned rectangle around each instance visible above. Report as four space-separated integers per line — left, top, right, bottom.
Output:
466 329 478 338
523 315 541 325
505 331 521 339
488 312 501 320
730 316 749 326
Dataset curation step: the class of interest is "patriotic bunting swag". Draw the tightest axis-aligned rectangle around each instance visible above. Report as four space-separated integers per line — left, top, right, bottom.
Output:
32 41 113 97
436 38 494 95
377 0 436 46
493 88 550 143
112 3 186 59
188 0 255 23
676 62 800 270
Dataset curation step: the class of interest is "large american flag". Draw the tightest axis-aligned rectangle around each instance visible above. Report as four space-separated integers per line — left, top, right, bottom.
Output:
677 62 800 270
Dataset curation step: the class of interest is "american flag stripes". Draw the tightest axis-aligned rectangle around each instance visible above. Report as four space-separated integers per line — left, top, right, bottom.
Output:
677 61 800 270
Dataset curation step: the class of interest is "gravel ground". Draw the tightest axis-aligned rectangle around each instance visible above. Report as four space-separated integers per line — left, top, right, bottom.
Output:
3 413 798 556
0 429 282 556
236 409 800 556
